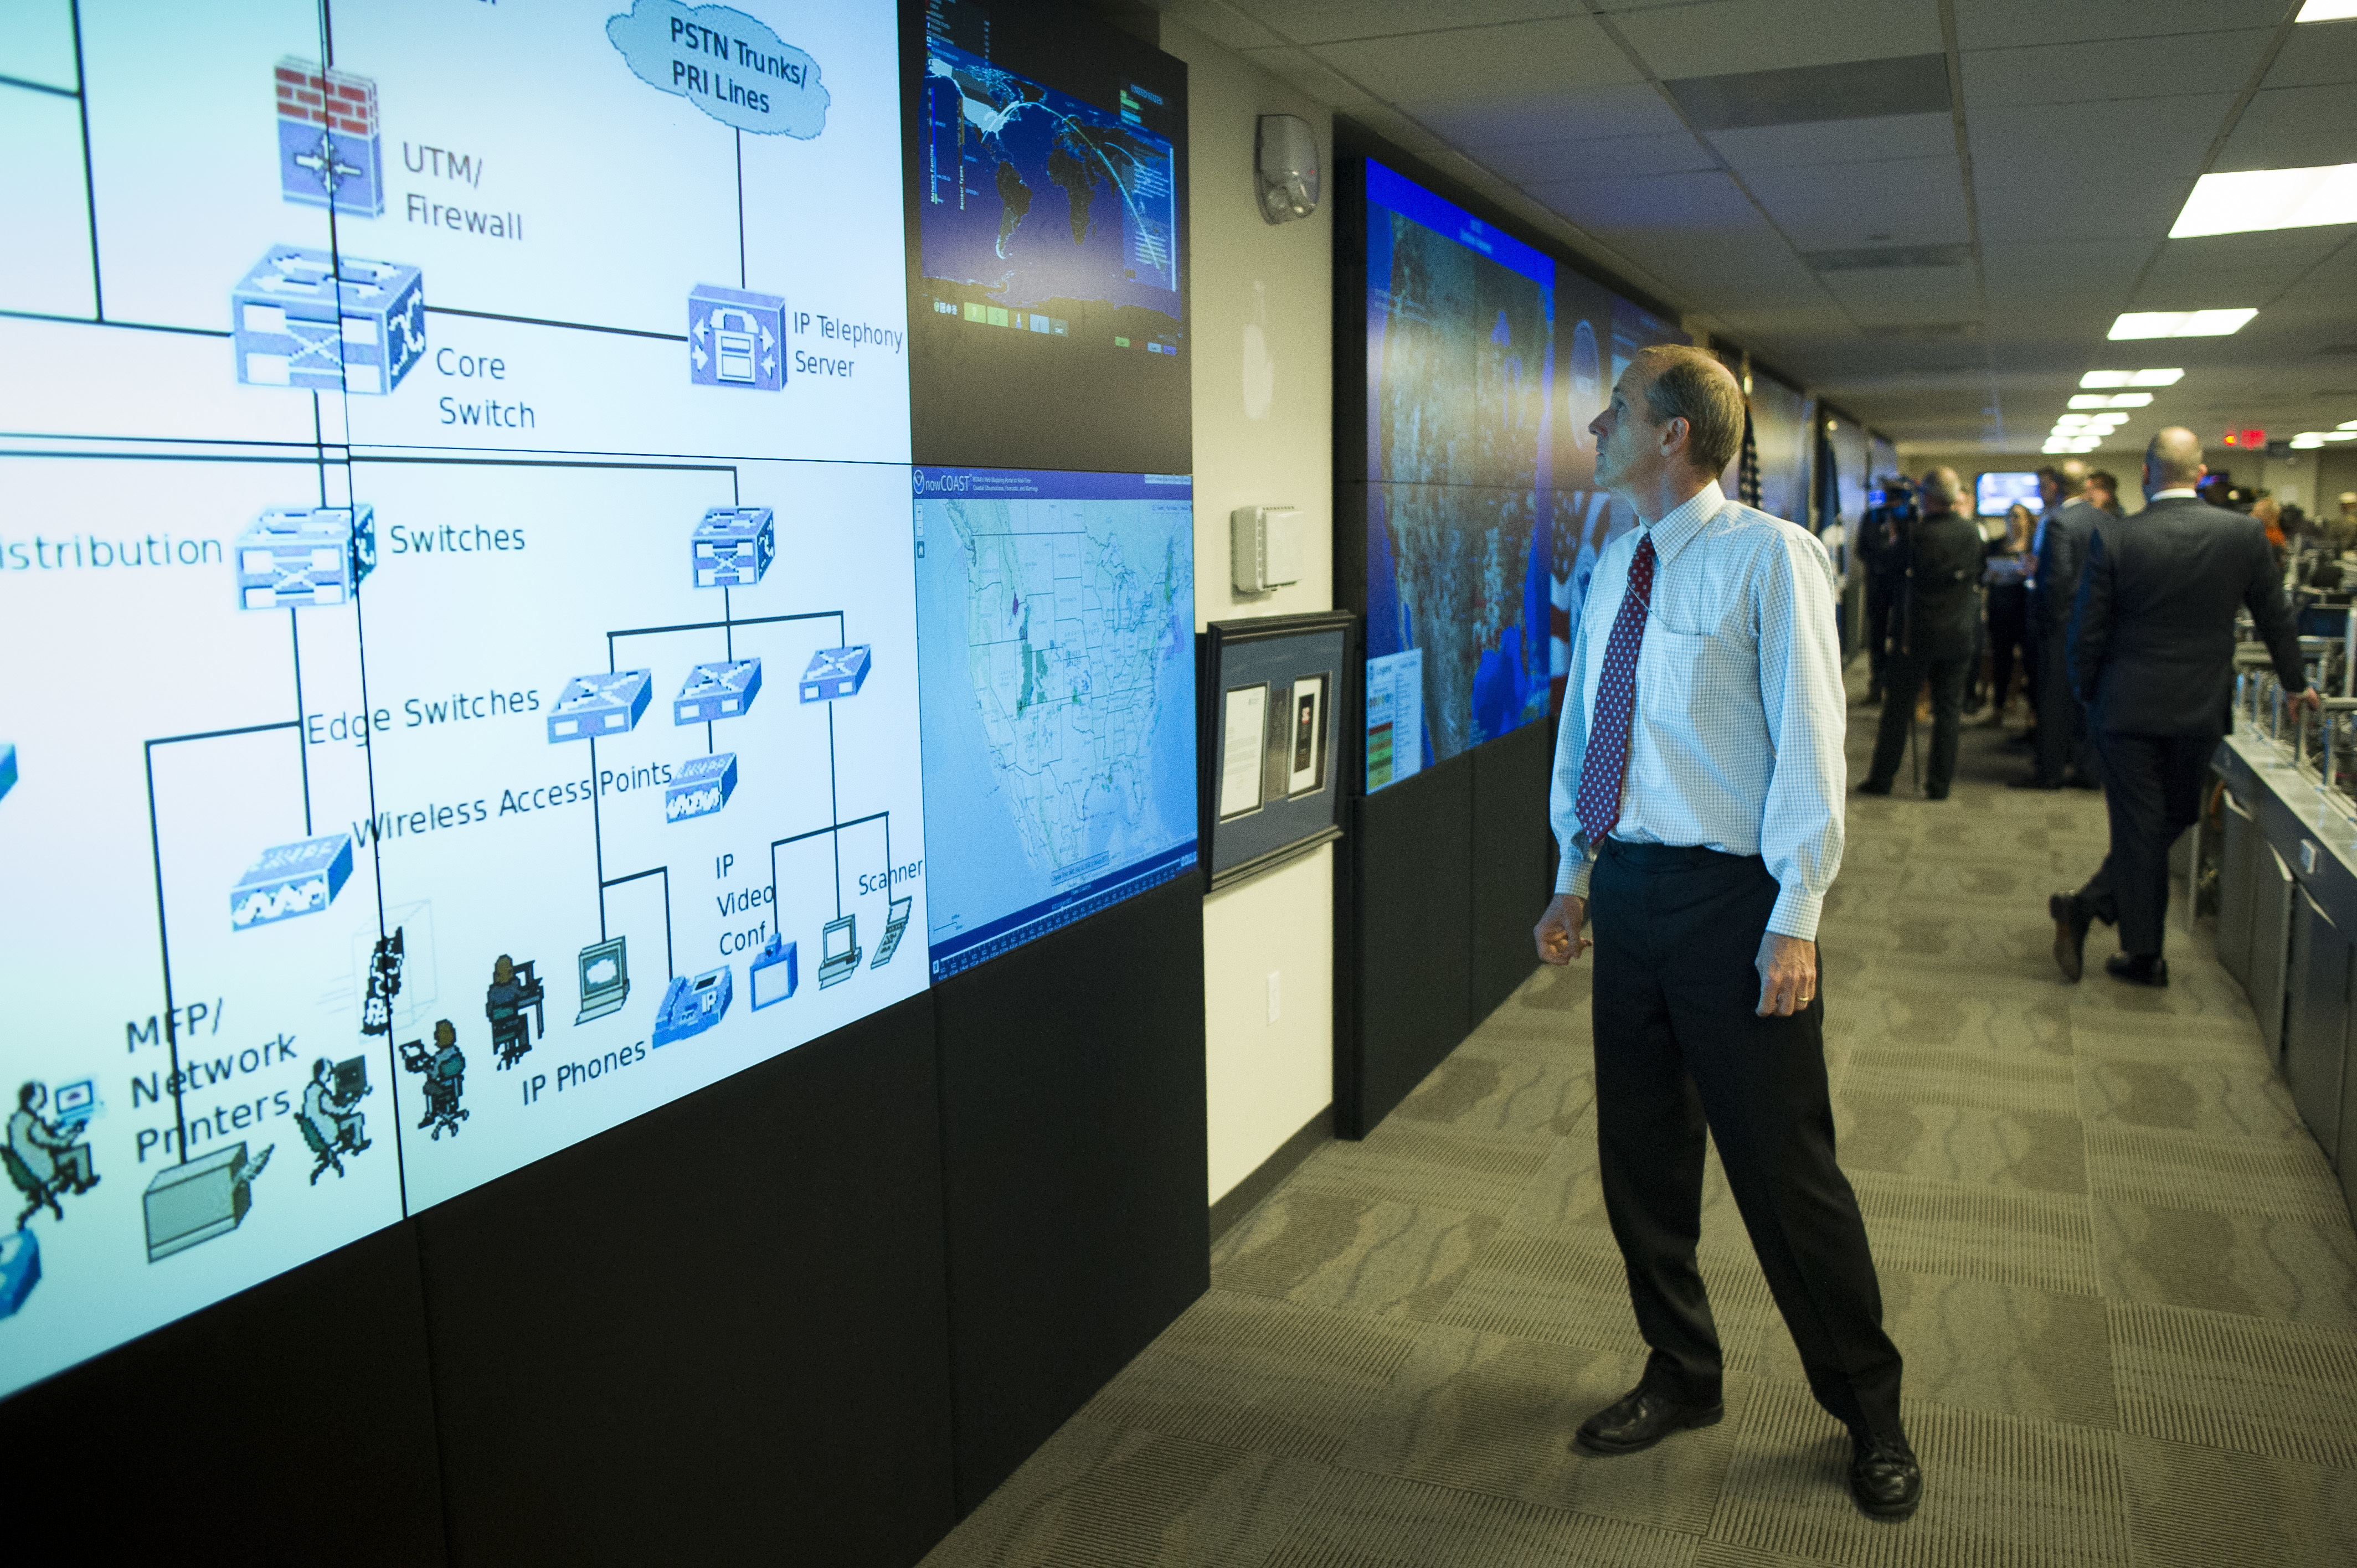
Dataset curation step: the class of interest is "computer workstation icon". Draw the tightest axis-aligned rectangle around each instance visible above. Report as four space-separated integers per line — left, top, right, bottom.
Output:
818 915 861 989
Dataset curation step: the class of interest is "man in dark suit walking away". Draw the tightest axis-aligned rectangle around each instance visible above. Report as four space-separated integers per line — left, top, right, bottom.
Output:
2015 461 2103 790
1859 468 1983 800
2050 429 2316 984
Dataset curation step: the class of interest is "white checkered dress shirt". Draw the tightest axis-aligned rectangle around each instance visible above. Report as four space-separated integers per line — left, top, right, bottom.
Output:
1550 481 1847 940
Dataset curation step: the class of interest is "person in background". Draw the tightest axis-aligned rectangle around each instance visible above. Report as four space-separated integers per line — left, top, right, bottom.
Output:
1857 478 1915 706
1859 469 1983 799
2050 429 2316 985
2015 462 2102 791
2087 471 2125 518
1983 502 2035 726
1533 344 1918 1521
2254 497 2288 569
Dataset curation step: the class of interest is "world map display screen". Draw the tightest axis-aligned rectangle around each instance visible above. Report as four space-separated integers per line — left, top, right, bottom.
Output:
905 0 1188 474
1361 160 1558 783
912 467 1197 978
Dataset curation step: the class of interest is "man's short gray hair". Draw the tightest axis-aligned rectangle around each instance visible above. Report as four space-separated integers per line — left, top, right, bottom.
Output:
1633 344 1746 477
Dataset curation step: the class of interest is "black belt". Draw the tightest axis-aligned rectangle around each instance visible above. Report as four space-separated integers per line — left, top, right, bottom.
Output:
1600 838 1761 871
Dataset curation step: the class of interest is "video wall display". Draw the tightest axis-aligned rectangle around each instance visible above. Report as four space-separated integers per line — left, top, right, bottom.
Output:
1 0 1192 1401
1748 371 1815 527
905 0 1189 474
1871 432 1901 491
1349 159 1692 772
912 468 1197 977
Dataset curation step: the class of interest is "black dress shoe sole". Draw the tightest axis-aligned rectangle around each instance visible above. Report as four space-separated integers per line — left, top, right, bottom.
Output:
1574 1402 1723 1455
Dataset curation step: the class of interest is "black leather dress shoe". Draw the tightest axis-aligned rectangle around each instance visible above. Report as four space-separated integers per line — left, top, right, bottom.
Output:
1850 1434 1923 1520
1924 783 1950 800
2106 952 2169 987
1857 778 1892 796
1573 1387 1723 1455
2050 891 2093 983
2008 776 2063 791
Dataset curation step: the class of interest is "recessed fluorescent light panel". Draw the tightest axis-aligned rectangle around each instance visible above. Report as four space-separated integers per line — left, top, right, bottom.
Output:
2297 1 2357 23
2083 369 2183 387
2341 420 2357 431
2068 393 2155 409
2171 164 2357 238
2109 310 2257 339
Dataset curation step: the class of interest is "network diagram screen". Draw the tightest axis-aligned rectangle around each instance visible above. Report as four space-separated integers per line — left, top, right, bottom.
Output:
912 468 1198 978
0 0 974 1400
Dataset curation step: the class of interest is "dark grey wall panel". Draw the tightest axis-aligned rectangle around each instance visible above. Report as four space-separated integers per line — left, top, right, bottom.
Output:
1341 751 1474 1137
414 993 955 1568
1470 719 1553 1027
1 1220 447 1566
934 874 1209 1512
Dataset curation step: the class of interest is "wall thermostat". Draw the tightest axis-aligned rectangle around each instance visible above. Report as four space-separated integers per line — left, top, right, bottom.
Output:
1231 506 1304 593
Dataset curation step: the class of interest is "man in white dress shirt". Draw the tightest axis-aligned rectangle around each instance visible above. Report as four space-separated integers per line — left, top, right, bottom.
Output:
1532 345 1919 1520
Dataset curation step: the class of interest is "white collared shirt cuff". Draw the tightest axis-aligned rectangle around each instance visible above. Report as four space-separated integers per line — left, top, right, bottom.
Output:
1560 851 1594 900
1767 885 1821 942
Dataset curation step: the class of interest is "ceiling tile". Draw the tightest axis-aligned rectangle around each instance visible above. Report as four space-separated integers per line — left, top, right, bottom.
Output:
1401 82 1684 147
1981 238 2157 285
1967 94 2236 189
1308 16 1642 100
1953 0 2291 51
1960 29 2276 109
2229 80 2357 145
1346 104 1454 157
1976 183 2185 243
1155 0 1289 51
1612 0 1942 79
1819 266 1984 327
1211 0 1589 47
1743 156 1970 249
1239 44 1380 105
1707 113 1955 173
1522 168 1766 234
1474 130 1718 183
2264 17 2357 87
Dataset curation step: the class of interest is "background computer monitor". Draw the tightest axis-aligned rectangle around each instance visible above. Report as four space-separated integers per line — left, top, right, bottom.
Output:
1977 471 2042 516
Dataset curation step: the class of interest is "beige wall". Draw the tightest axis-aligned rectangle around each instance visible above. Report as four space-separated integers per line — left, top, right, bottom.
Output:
1155 17 1339 1204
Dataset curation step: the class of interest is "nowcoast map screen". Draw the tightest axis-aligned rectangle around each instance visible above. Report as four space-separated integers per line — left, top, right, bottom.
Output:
912 467 1197 978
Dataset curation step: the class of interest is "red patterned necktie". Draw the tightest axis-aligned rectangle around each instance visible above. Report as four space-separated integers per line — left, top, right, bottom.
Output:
1576 532 1656 845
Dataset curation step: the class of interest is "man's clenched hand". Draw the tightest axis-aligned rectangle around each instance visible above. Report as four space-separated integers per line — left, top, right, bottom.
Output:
1534 894 1591 966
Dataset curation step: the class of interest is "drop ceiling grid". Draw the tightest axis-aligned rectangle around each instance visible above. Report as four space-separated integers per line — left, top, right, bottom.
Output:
1191 0 2350 446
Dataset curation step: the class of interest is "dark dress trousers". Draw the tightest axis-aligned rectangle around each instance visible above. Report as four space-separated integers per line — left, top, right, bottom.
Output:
1864 508 1983 792
2069 497 2306 956
1592 840 1903 1438
2030 500 2104 785
1858 507 1907 693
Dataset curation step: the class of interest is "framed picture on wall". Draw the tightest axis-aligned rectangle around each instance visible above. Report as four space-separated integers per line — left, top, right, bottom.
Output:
1200 612 1354 891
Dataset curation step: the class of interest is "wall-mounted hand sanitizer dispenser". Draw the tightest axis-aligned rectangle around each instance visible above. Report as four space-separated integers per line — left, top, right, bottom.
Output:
1231 506 1305 594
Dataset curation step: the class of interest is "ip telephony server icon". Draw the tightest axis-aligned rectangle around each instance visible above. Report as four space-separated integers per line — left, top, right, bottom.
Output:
688 285 785 391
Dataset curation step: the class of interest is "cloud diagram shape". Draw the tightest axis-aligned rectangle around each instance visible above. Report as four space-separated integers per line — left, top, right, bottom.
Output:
607 0 830 139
